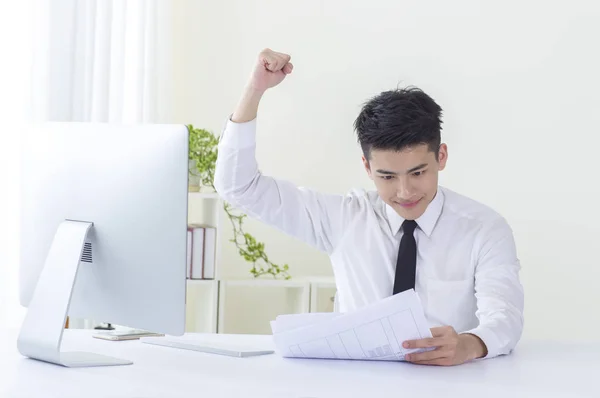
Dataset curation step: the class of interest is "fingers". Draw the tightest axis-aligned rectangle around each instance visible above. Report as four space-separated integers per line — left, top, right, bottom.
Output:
409 358 455 366
282 62 294 74
260 48 292 73
403 337 445 349
272 50 291 63
274 52 291 64
405 349 448 363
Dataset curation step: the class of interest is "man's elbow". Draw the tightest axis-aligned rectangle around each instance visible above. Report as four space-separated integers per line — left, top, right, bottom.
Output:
212 171 227 199
213 174 236 204
472 300 524 358
213 162 254 206
213 159 236 201
498 306 525 355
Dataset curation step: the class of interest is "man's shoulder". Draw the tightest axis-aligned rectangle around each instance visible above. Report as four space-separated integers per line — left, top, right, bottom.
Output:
336 187 383 215
340 187 380 204
440 186 507 226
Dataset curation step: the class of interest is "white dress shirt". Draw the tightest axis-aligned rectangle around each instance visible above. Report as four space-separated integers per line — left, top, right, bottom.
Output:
214 117 524 359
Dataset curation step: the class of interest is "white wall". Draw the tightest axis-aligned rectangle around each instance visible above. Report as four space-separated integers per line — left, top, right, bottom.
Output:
170 0 600 342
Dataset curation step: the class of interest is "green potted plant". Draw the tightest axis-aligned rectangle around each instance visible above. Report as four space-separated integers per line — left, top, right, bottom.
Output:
187 125 290 280
187 125 218 192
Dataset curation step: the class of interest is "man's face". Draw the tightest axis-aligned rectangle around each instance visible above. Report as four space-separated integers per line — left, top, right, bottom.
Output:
363 144 448 220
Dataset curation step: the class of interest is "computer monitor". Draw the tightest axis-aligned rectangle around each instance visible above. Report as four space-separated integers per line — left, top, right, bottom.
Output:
18 121 189 367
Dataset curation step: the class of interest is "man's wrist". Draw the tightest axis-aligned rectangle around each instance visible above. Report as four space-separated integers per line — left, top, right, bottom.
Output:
231 85 265 123
244 83 267 97
460 333 488 360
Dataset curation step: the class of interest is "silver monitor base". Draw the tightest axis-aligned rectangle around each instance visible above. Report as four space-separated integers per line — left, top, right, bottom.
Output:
17 220 133 367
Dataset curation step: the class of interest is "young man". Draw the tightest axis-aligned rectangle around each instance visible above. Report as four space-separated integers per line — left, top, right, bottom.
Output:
214 49 524 366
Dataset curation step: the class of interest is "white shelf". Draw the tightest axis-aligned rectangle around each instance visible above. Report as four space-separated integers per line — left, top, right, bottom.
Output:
186 278 217 285
185 191 222 333
185 279 219 333
184 276 336 334
294 276 335 286
218 279 310 334
188 276 334 285
220 278 311 288
188 191 220 199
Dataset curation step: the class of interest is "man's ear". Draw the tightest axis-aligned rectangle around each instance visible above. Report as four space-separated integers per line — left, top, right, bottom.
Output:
362 155 373 179
438 143 448 171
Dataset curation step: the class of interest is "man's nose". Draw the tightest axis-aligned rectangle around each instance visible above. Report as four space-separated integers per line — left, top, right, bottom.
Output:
395 177 413 199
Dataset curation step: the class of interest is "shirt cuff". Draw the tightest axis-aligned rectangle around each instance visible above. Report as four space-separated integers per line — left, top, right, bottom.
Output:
219 116 257 149
462 326 503 360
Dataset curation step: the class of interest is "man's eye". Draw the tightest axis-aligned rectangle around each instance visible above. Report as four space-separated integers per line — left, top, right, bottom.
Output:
413 171 425 177
380 175 395 180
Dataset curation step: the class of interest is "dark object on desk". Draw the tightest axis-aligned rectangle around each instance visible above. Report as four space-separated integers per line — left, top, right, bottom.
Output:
94 323 115 331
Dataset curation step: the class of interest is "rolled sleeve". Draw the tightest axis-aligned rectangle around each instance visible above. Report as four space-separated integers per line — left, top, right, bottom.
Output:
218 117 257 149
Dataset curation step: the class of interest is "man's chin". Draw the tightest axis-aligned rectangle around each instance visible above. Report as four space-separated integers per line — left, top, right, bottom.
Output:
392 200 426 219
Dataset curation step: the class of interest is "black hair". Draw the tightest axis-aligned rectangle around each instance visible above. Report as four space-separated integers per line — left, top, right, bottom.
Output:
354 86 443 161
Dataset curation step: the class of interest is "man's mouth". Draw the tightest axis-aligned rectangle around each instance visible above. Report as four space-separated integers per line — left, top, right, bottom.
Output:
396 198 421 208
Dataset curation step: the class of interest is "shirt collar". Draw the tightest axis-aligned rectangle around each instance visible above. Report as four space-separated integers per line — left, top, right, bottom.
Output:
385 187 445 238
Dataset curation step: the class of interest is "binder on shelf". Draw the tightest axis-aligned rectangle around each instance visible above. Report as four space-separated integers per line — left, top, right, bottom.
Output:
188 225 204 279
202 227 216 279
187 224 216 280
186 229 192 279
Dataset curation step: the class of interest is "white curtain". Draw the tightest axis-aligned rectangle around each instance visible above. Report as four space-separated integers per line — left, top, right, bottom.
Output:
32 0 174 124
0 1 32 330
0 0 175 330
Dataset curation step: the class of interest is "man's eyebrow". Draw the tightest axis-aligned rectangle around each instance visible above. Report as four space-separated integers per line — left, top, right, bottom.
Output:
375 163 428 175
406 163 428 173
375 169 398 175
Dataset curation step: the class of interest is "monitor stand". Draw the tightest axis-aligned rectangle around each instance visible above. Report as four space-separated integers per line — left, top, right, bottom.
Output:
17 220 133 367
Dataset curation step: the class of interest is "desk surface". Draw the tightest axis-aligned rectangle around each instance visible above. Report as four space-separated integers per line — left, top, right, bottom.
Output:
1 329 598 398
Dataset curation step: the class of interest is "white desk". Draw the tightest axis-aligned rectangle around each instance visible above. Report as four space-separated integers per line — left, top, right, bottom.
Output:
1 329 598 398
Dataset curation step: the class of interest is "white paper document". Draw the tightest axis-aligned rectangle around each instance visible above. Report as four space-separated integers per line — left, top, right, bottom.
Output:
271 289 432 361
270 312 339 334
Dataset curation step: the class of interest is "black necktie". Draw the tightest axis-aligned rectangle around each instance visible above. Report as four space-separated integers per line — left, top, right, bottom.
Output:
393 220 418 295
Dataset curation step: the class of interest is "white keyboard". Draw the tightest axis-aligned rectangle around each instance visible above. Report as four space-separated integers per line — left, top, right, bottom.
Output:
141 337 274 357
